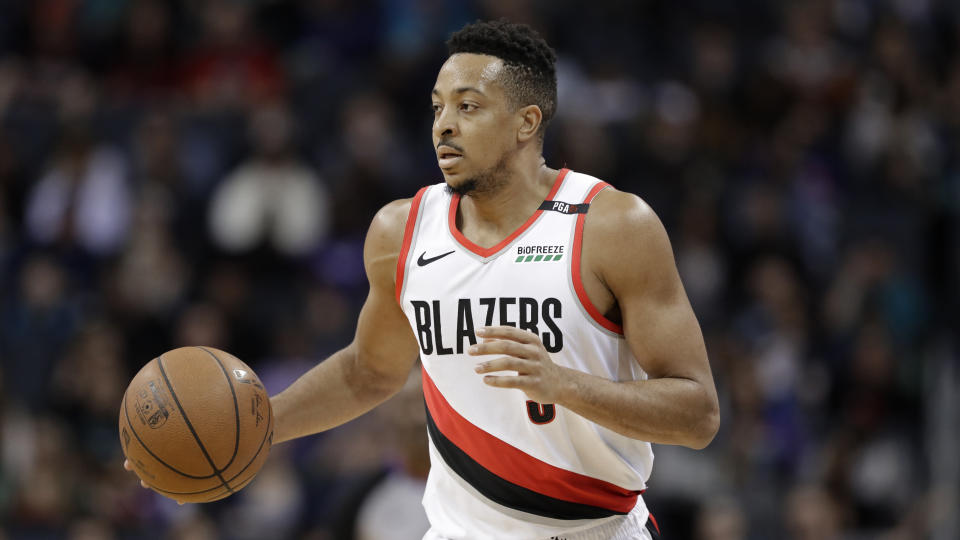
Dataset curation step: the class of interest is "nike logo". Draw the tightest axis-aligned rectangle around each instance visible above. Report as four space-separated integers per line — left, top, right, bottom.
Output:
417 250 455 266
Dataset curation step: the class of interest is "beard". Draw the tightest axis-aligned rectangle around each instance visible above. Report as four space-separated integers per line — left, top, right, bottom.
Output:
444 152 511 198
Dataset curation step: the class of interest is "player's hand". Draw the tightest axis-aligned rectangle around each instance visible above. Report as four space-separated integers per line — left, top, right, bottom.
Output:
123 459 150 489
123 459 185 504
470 326 570 404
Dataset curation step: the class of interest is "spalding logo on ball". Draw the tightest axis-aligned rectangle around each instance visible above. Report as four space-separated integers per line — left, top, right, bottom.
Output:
134 381 171 429
118 346 273 503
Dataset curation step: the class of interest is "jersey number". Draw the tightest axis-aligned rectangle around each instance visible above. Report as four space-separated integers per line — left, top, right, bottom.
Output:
526 400 556 424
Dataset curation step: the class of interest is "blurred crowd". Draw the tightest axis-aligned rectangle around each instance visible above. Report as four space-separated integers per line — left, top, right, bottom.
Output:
0 0 958 539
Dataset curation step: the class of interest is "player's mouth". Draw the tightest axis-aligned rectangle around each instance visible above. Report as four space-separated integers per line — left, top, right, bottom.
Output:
437 145 464 169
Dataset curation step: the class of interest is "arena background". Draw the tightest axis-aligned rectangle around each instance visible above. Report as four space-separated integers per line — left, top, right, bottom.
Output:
1 0 958 538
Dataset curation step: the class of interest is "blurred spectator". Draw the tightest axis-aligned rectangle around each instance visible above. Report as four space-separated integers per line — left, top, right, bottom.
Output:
208 103 330 257
166 512 219 540
173 302 229 351
784 485 843 540
321 91 417 237
179 0 284 110
675 193 727 325
24 122 131 256
220 446 305 540
111 168 191 323
67 517 116 540
354 368 430 540
8 416 76 533
105 0 179 101
0 254 78 410
695 497 746 540
130 109 209 256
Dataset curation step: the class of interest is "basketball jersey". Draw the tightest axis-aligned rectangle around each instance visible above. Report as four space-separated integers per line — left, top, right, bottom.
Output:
396 169 654 539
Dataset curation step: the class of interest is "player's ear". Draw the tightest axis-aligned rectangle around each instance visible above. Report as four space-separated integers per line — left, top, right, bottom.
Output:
516 105 543 143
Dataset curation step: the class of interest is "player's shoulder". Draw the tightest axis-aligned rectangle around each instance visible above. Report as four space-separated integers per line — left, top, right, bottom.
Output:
368 183 439 236
364 186 435 267
586 185 663 242
582 184 677 291
372 197 414 232
366 197 414 254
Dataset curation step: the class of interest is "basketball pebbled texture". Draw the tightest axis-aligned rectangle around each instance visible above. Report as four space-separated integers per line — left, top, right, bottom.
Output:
118 346 273 503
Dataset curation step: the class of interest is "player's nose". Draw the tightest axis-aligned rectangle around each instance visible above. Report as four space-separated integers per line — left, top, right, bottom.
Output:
433 108 458 139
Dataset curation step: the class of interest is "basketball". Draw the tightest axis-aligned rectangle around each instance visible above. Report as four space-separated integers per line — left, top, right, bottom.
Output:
118 347 273 503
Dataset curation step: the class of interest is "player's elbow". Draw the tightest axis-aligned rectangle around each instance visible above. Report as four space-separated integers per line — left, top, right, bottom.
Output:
685 399 720 450
346 346 411 402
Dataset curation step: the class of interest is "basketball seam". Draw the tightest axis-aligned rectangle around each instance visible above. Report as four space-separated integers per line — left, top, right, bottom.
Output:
202 464 260 502
218 473 257 499
147 467 257 498
157 353 235 497
196 346 241 472
123 384 218 480
141 408 273 497
201 472 258 503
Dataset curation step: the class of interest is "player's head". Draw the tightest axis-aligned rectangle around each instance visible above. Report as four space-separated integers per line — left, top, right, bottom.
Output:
432 20 558 195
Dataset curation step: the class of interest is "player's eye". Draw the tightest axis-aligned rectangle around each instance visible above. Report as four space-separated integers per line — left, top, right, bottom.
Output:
460 102 477 112
431 103 442 114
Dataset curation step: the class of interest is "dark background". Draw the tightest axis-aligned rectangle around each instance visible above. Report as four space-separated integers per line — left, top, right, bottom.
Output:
0 0 958 538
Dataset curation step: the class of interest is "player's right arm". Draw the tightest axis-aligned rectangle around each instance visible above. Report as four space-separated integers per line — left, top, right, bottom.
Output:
269 198 421 443
124 199 419 485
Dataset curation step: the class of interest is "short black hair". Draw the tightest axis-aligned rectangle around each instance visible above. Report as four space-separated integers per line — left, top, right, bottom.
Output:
447 20 558 136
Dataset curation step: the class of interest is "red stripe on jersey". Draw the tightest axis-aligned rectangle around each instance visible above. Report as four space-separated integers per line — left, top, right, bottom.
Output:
448 168 570 258
571 182 624 335
395 187 428 304
422 368 640 513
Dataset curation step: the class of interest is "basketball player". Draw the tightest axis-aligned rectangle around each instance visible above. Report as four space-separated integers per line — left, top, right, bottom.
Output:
130 20 720 539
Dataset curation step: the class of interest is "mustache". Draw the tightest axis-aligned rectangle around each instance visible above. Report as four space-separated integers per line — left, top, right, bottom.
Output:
437 140 464 153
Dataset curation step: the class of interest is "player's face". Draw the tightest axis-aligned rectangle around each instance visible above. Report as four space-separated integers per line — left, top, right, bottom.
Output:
431 54 519 192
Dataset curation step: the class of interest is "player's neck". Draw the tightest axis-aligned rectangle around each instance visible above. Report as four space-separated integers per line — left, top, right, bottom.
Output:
457 158 559 246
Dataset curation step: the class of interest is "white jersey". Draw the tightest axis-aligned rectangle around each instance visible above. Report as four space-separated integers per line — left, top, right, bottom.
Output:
396 169 655 539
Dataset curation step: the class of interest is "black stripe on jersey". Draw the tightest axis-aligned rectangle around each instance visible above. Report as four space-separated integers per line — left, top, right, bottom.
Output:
538 200 590 214
424 402 624 520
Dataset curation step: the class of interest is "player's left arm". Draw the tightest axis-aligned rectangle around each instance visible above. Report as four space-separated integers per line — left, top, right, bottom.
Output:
473 189 720 449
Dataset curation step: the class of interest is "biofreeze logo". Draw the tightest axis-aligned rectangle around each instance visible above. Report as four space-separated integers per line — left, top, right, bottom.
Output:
515 244 564 263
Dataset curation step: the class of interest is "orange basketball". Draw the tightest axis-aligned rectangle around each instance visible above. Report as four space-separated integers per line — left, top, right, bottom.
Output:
118 347 273 503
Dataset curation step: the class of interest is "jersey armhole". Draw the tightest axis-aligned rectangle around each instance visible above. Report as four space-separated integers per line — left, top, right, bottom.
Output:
395 186 428 304
571 181 625 335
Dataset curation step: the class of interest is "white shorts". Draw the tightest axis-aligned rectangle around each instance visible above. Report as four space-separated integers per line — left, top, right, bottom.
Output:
423 511 656 540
